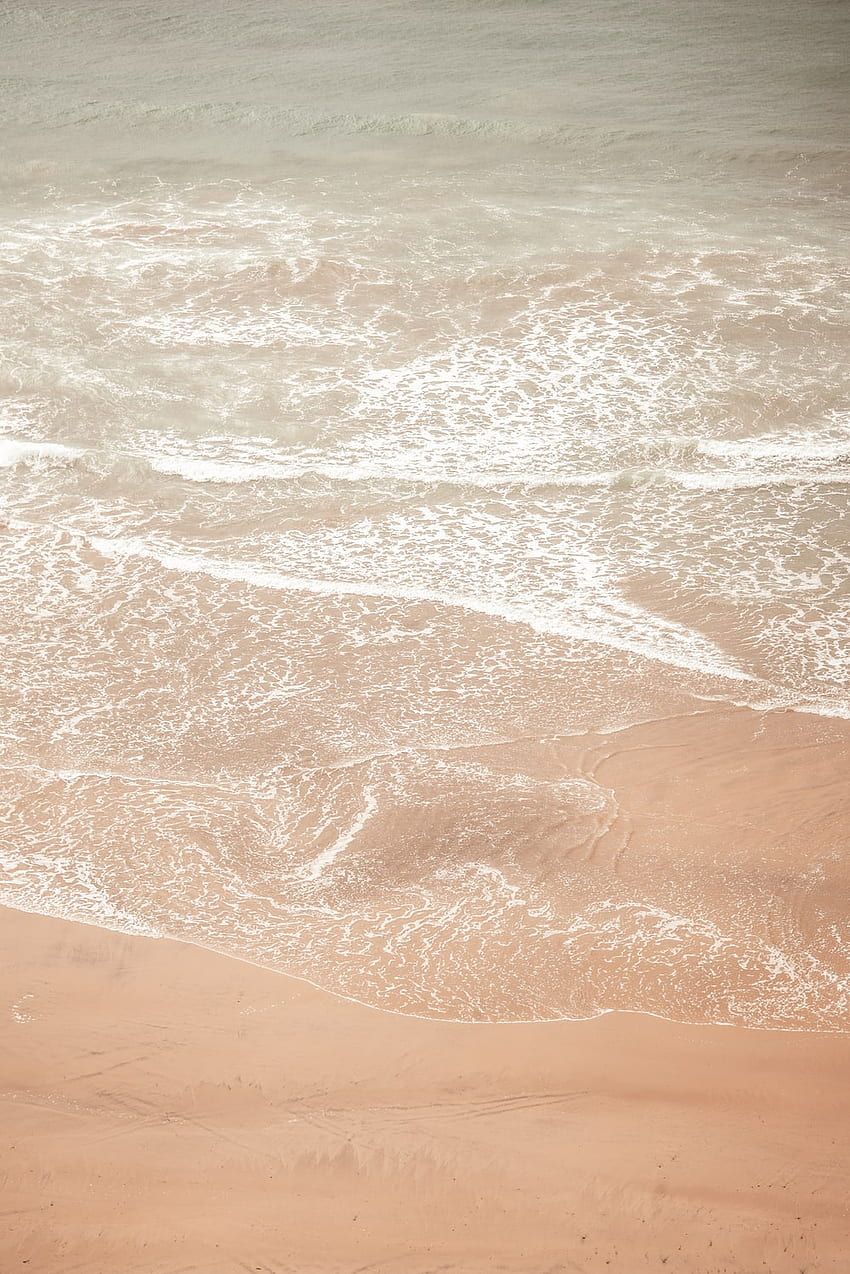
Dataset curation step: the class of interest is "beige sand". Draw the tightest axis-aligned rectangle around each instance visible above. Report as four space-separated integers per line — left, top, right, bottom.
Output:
2 904 848 1274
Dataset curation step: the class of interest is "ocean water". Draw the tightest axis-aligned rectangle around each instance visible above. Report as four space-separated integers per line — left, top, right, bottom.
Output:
1 0 848 1027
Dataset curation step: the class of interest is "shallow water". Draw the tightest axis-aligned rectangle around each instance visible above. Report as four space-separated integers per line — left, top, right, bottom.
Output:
1 0 848 1027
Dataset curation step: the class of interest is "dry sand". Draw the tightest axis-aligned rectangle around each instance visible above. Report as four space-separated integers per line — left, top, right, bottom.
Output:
2 904 849 1274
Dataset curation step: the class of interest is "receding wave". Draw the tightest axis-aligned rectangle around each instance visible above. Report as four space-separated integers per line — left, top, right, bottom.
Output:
81 530 748 683
2 721 847 1031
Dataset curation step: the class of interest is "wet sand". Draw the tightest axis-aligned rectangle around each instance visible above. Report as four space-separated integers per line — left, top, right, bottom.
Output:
2 904 849 1274
6 703 847 1029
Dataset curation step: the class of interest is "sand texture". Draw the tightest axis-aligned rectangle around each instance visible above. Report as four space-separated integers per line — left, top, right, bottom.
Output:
2 905 849 1274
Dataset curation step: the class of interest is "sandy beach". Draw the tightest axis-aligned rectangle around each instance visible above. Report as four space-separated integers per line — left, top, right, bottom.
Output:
2 2 849 1269
2 903 849 1274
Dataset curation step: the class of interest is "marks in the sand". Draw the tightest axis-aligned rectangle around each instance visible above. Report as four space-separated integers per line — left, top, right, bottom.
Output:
360 1088 592 1128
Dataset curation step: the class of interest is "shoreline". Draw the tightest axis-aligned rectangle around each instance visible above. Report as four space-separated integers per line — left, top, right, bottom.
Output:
5 704 847 1031
3 904 849 1272
3 899 847 1038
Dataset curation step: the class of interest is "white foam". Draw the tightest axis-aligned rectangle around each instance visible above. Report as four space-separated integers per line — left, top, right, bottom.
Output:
90 532 753 685
2 179 848 1030
698 436 850 463
2 430 848 493
301 784 379 881
145 449 850 492
0 438 82 468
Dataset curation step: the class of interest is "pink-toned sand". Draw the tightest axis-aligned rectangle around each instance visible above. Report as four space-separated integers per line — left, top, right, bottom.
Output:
3 901 849 1274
